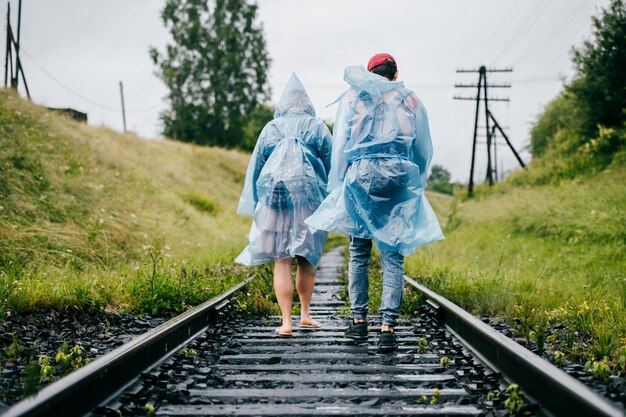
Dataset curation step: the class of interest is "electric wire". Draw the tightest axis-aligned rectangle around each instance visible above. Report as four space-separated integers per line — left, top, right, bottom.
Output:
512 0 591 68
19 48 163 113
521 8 592 82
490 0 559 65
474 1 525 65
460 0 506 64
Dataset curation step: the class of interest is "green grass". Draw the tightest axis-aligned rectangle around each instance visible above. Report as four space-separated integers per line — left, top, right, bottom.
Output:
182 192 219 215
0 89 268 318
3 86 625 377
406 165 626 370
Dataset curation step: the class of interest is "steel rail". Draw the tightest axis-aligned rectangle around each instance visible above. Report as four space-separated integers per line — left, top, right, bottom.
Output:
1 276 254 417
404 275 624 417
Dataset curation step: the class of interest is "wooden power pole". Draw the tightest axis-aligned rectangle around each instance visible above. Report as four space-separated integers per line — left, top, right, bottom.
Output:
4 0 30 98
454 66 524 196
119 81 127 133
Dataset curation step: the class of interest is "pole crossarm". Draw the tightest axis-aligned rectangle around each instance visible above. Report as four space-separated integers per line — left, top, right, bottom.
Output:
454 96 510 102
455 83 511 88
476 141 508 145
456 68 513 73
485 68 513 72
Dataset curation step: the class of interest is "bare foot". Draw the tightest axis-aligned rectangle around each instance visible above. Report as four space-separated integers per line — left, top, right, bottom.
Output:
299 317 321 328
275 323 292 336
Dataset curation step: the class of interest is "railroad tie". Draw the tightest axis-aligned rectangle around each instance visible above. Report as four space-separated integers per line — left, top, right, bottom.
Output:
133 246 503 416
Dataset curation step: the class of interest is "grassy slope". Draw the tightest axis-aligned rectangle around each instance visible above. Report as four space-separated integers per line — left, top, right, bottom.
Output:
3 88 624 366
0 89 263 315
407 164 625 364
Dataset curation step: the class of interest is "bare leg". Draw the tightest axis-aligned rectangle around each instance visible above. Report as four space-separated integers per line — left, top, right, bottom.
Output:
295 256 318 325
274 258 294 333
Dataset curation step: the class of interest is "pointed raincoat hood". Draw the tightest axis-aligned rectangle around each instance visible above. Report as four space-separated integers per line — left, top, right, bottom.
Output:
274 73 316 118
235 73 332 267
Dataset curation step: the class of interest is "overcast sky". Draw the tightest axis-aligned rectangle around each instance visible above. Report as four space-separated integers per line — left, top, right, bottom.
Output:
2 0 609 181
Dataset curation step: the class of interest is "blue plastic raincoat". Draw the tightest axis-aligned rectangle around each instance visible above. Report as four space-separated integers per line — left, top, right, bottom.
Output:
306 66 444 256
236 74 332 267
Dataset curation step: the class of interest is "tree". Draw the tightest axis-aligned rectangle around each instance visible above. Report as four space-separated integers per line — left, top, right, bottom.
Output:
151 0 271 147
427 164 455 195
529 91 584 157
570 0 625 139
240 104 274 151
428 165 452 183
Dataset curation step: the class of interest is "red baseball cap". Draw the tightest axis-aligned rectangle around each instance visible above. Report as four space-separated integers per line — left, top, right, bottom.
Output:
367 53 397 71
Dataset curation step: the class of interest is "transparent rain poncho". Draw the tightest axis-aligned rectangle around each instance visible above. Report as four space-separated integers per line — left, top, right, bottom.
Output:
236 74 332 267
306 66 444 256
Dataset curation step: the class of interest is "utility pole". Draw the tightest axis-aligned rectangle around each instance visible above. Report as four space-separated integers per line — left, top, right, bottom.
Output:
4 0 30 98
15 0 22 88
454 66 522 195
4 3 10 87
119 81 127 133
492 125 498 182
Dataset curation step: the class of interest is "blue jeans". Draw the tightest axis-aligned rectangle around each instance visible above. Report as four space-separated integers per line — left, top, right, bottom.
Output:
348 237 405 327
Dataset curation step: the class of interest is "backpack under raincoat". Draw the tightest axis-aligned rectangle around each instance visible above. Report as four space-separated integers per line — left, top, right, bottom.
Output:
306 66 444 256
236 74 332 267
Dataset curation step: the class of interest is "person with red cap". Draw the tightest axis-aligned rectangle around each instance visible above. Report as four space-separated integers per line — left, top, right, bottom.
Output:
306 53 443 351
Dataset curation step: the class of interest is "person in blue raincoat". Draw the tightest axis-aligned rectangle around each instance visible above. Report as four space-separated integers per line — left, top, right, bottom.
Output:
236 73 332 336
306 54 444 350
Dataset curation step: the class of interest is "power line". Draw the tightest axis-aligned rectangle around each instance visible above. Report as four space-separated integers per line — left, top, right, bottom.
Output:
522 8 593 80
274 77 557 91
474 1 525 64
460 0 506 63
19 48 163 113
490 0 553 65
512 0 590 68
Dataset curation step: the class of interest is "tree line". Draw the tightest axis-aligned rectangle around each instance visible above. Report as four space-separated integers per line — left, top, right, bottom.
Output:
152 0 624 186
528 0 625 180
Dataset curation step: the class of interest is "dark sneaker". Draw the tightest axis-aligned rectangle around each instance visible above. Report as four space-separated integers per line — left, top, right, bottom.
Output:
378 329 398 351
344 320 368 342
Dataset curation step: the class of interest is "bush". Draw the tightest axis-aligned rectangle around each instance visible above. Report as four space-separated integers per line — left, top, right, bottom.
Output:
570 0 626 139
529 91 584 158
182 193 219 215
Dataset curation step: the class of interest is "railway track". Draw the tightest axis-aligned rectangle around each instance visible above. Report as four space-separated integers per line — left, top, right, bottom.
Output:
1 247 623 417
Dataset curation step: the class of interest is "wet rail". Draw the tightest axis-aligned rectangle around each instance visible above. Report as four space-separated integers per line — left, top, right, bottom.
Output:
2 247 623 417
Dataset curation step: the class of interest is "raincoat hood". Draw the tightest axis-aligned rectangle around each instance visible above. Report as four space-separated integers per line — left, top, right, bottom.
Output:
343 65 404 99
274 73 316 118
236 75 332 267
